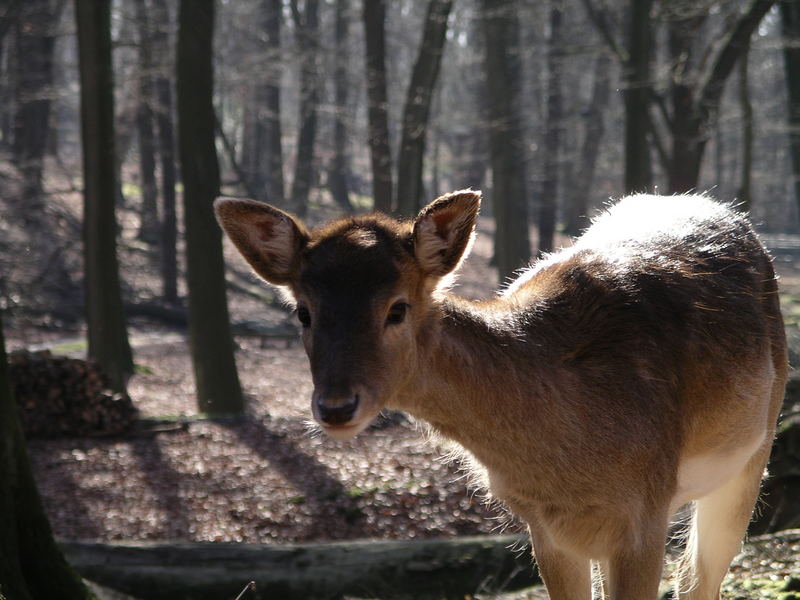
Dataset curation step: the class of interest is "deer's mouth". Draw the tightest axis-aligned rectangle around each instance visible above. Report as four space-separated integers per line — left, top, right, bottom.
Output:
319 420 368 439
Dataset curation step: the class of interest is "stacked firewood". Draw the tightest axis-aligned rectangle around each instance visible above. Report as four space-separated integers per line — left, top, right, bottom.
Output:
9 350 137 437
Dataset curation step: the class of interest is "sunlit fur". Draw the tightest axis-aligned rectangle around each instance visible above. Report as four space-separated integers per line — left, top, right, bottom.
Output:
216 191 787 600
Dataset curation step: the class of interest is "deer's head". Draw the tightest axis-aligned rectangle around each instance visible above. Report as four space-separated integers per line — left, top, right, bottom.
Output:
215 190 480 438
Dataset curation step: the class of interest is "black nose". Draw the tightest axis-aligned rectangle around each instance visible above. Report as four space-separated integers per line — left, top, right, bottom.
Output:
317 395 360 425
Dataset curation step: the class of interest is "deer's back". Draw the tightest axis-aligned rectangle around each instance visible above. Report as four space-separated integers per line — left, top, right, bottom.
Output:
487 195 785 506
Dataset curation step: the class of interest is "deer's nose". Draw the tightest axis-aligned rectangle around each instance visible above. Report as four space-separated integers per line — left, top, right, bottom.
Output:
316 394 360 425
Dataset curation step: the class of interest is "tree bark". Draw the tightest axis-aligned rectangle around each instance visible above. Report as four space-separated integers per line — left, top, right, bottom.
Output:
0 314 93 600
75 0 133 394
258 0 285 207
623 0 653 194
363 0 393 213
134 0 160 245
781 0 800 219
328 0 353 213
481 0 530 284
666 0 776 194
177 0 244 415
151 0 178 304
565 53 611 236
395 0 453 217
289 0 320 218
738 38 753 212
539 0 563 255
62 535 537 600
13 0 57 206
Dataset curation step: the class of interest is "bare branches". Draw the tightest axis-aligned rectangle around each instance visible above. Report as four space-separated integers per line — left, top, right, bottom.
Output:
579 0 626 62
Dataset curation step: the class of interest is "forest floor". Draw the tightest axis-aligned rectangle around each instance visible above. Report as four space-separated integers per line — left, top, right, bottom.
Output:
5 187 800 598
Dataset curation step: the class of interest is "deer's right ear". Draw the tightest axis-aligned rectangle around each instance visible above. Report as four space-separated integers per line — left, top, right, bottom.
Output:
214 197 308 285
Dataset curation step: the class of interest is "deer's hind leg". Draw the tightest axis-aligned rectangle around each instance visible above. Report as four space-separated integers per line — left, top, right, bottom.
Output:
675 440 772 600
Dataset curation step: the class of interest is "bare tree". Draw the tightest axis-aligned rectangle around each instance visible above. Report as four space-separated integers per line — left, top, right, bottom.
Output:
539 0 563 255
76 0 133 393
259 0 285 206
134 0 159 245
177 0 244 415
363 0 393 212
565 52 611 235
0 314 92 599
151 0 178 304
328 0 353 213
663 0 775 194
481 0 530 283
781 0 800 216
13 0 58 205
289 0 320 217
624 0 654 193
395 0 453 217
738 38 754 212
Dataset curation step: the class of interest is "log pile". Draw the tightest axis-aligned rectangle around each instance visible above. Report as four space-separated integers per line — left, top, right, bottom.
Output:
9 350 137 437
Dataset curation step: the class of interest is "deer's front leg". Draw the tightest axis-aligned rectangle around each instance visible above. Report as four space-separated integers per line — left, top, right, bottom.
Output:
529 526 593 600
604 518 668 600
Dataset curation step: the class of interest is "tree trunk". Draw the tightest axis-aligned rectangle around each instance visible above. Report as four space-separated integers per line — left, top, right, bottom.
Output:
738 38 753 212
151 0 178 304
257 0 285 207
666 0 776 194
289 0 320 218
363 0 393 213
327 0 353 213
623 0 653 194
134 0 160 245
75 0 133 394
565 53 611 236
62 535 536 600
539 0 563 255
395 0 453 217
13 0 57 207
781 0 800 219
481 0 530 284
177 0 244 415
665 8 706 195
0 315 93 600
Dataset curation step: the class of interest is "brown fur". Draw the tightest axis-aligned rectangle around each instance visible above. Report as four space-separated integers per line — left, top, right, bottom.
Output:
215 191 787 600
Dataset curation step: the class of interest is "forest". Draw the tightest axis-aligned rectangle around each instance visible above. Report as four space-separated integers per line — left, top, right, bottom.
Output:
1 0 800 599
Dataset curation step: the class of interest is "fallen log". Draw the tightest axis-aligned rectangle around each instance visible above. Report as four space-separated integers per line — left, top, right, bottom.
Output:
62 535 538 600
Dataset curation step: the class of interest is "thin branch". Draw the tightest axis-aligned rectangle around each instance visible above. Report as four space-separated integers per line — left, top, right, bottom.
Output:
578 0 627 62
214 112 261 201
290 0 303 30
650 89 673 131
699 0 776 116
646 108 670 173
0 0 21 45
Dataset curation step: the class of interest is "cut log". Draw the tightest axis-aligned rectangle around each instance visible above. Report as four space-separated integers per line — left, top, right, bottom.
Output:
62 535 538 600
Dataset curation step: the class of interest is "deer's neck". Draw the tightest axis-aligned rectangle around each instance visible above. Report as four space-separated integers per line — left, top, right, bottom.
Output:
398 294 557 458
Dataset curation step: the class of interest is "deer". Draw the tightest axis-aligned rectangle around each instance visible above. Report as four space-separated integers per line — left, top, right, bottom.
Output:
214 190 787 600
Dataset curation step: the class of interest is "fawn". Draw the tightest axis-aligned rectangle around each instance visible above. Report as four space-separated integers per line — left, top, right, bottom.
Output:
215 191 787 600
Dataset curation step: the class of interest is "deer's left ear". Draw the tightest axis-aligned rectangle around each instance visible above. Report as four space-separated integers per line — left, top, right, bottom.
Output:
413 190 481 277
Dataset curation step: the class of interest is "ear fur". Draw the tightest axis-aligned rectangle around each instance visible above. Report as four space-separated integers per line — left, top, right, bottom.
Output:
214 197 308 285
413 190 481 277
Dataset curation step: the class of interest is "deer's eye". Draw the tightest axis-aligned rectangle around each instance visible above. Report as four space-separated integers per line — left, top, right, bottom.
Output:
386 302 408 326
296 305 311 328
